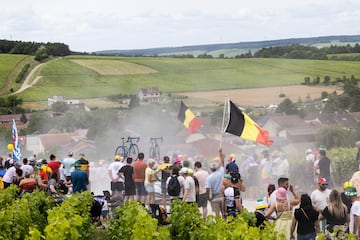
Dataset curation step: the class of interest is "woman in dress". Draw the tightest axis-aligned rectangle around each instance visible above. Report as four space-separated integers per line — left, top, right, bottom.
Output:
290 194 320 240
265 187 300 239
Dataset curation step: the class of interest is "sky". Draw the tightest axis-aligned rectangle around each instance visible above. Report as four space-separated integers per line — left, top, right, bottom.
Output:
1 0 360 52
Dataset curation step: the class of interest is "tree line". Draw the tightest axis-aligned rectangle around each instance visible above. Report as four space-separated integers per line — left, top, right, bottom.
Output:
0 39 71 59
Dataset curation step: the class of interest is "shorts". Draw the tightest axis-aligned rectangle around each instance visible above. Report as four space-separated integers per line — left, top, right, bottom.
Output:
210 194 223 214
124 182 136 196
135 182 147 196
111 182 124 192
197 193 208 208
145 183 155 193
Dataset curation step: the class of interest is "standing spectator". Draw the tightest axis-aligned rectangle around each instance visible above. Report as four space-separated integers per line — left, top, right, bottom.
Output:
119 157 136 201
182 168 196 204
108 155 125 199
319 189 348 234
244 154 259 199
63 151 76 182
222 173 242 219
265 187 299 239
341 181 353 214
260 150 272 187
276 152 289 178
345 186 360 237
155 156 172 208
225 154 239 174
316 146 332 188
71 161 88 193
20 158 34 177
311 177 331 231
77 153 90 190
48 154 61 182
145 159 159 206
265 184 276 205
290 194 320 240
305 149 315 186
133 152 147 204
205 148 225 217
166 166 185 201
269 177 300 206
271 150 281 182
173 157 182 172
194 161 209 219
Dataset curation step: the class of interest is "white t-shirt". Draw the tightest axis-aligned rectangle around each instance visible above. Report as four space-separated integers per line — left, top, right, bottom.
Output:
311 189 331 211
194 169 209 194
21 164 34 176
108 161 125 183
2 166 17 183
184 175 196 203
350 200 360 234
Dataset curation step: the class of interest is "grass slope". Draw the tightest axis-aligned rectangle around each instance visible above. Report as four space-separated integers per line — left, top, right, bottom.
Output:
8 55 360 101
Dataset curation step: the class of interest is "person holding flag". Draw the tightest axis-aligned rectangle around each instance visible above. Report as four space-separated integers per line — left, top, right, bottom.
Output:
12 119 21 162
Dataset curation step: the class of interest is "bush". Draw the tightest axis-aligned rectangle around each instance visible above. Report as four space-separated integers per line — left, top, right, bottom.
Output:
329 147 358 186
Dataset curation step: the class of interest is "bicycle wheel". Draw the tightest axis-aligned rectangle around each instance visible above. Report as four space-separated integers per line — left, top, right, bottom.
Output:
115 146 126 159
128 144 139 159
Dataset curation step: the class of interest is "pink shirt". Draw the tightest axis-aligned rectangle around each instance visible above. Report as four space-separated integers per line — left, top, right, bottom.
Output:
194 169 209 194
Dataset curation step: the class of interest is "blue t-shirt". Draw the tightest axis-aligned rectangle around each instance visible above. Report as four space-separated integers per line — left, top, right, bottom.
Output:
71 169 88 193
0 169 6 178
205 167 224 195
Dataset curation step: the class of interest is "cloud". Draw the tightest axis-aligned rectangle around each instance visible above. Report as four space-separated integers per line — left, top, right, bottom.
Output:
1 0 360 51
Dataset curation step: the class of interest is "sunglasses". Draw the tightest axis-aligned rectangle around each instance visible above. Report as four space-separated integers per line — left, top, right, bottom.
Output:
321 184 328 186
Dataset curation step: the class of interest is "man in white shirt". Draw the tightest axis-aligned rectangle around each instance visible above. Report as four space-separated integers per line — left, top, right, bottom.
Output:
63 151 77 182
20 158 33 177
108 155 125 199
183 168 196 203
311 177 331 230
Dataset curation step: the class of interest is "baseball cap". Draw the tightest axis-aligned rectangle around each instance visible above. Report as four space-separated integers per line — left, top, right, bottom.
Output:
115 155 122 161
68 151 73 156
74 161 82 167
318 178 327 184
305 149 312 154
188 168 194 174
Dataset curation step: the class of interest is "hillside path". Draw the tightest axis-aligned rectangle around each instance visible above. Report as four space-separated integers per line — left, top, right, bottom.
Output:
13 63 44 95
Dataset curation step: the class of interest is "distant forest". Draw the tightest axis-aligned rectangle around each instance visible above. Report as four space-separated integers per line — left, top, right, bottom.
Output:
1 35 360 61
0 40 71 61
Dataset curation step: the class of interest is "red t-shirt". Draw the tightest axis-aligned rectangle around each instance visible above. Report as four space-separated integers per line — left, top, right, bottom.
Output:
48 161 61 174
133 160 147 182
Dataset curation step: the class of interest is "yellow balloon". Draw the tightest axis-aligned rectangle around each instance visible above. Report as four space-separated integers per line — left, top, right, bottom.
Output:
7 144 14 151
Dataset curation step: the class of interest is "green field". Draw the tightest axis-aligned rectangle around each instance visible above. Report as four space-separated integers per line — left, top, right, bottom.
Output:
1 54 360 101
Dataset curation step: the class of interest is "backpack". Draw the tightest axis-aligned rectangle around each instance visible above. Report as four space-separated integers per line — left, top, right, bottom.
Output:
167 175 181 196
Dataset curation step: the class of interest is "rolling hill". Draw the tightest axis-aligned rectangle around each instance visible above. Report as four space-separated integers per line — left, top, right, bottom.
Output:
95 35 360 57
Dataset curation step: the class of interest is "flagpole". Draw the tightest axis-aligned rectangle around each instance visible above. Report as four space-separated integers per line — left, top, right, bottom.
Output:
220 96 228 148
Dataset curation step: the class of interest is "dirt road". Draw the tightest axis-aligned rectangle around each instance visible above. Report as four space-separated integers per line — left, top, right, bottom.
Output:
13 63 44 95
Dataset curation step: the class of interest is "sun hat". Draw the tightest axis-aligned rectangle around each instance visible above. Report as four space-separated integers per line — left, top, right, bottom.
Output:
344 181 353 189
255 198 269 210
174 158 181 164
318 178 327 184
345 187 357 197
305 149 312 154
276 187 287 200
179 167 188 174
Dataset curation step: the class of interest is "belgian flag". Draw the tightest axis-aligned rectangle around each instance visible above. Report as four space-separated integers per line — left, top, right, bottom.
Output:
178 101 202 133
225 100 273 146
